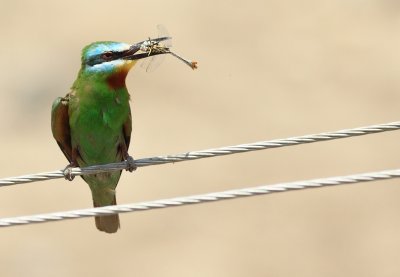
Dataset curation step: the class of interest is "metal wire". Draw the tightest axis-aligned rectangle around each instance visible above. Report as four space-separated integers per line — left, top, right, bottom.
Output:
1 168 399 227
1 121 400 187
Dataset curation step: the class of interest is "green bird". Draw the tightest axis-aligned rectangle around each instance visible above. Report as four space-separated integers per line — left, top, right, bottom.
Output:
51 38 171 233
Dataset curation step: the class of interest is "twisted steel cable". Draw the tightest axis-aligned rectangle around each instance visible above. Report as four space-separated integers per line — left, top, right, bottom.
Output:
0 168 399 227
1 121 399 187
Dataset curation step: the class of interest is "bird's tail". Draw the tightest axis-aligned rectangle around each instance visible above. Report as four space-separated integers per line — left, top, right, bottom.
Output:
93 194 120 234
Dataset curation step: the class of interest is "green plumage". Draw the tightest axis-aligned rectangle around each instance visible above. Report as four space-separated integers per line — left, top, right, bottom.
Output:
51 41 136 233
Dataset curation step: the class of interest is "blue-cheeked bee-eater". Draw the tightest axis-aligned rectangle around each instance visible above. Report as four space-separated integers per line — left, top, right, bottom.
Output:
51 34 197 233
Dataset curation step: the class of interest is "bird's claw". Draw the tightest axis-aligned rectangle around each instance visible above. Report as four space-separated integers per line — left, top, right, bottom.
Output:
63 164 75 181
126 156 137 172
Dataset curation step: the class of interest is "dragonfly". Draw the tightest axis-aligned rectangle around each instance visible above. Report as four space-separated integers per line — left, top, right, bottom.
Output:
138 25 198 72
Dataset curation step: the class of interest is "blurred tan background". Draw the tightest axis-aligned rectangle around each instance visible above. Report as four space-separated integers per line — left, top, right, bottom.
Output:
1 0 400 276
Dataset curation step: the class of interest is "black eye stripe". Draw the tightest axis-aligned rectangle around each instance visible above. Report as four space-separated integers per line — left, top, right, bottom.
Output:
86 51 123 66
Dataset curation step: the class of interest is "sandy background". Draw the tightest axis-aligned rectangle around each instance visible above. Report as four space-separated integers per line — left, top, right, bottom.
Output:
1 0 400 276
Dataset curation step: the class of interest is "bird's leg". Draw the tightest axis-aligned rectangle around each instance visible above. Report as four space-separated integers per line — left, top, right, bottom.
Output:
125 155 137 172
63 147 79 181
121 144 137 172
63 162 76 181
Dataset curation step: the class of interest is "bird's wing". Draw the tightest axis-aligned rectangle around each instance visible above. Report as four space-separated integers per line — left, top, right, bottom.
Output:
122 107 132 150
51 95 73 162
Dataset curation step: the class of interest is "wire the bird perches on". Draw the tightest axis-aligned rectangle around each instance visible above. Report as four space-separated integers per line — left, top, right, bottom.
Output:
1 121 400 187
0 168 399 227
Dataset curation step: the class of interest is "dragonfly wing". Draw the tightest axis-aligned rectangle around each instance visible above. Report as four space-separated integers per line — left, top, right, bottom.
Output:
143 54 166 72
156 24 172 48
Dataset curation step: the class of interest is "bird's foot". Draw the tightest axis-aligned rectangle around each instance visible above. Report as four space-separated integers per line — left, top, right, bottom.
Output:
126 156 137 172
63 163 76 181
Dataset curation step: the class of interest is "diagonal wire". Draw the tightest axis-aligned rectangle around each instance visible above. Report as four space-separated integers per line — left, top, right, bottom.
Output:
1 121 400 187
0 168 399 227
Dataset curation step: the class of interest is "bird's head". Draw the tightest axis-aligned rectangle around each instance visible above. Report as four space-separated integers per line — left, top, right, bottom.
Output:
81 38 170 72
79 39 168 88
81 41 142 75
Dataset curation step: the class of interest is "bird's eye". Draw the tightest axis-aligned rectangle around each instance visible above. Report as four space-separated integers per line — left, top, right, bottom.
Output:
101 52 113 60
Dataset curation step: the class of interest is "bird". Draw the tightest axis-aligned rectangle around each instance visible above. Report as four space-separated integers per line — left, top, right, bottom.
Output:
51 40 168 233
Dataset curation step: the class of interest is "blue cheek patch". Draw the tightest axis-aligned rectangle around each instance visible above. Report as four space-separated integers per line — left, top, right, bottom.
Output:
85 60 126 74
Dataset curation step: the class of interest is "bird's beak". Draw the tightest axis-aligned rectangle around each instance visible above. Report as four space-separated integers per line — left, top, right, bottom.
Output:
123 36 171 61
